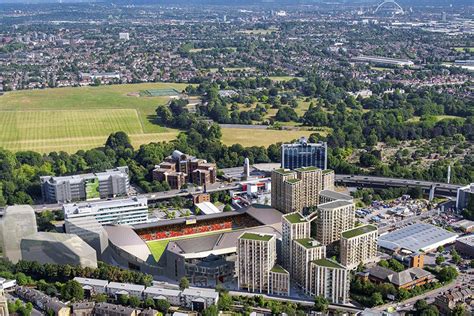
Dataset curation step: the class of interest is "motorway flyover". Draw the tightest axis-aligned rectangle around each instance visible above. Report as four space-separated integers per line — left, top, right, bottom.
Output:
335 174 461 197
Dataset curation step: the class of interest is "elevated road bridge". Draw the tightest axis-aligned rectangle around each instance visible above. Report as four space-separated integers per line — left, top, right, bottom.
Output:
335 174 461 197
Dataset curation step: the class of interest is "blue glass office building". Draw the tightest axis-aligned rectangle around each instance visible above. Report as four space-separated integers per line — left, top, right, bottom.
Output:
281 138 327 170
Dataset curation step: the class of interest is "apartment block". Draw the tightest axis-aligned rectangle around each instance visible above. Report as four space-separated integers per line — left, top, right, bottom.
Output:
309 258 349 304
292 238 326 293
281 212 311 270
269 265 290 296
40 166 129 203
237 233 277 294
271 167 334 214
322 170 335 191
152 150 216 189
340 225 378 270
316 200 355 246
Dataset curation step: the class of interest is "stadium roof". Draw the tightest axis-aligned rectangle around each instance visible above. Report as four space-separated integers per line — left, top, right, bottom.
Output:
378 223 458 252
133 205 283 232
104 225 152 262
167 225 281 259
195 202 220 215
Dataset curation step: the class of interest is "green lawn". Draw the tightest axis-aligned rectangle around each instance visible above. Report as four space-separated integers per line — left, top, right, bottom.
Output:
221 128 315 147
147 240 170 262
0 83 186 152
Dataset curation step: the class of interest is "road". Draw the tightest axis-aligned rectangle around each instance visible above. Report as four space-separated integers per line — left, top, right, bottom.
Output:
32 174 461 212
336 174 461 197
228 290 363 314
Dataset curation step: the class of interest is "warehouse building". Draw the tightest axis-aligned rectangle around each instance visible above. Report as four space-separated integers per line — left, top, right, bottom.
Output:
378 223 458 253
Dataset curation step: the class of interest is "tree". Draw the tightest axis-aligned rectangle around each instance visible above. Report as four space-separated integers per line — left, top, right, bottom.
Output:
415 299 428 312
313 296 329 312
436 255 445 265
420 305 439 316
128 295 141 308
61 280 84 301
179 277 189 290
202 305 219 316
438 266 458 283
143 298 155 309
470 259 474 269
275 106 298 122
451 304 466 316
398 288 410 301
118 294 129 305
155 299 170 313
371 292 384 307
451 249 462 265
223 204 232 212
437 246 445 253
218 292 232 311
16 272 29 286
92 293 108 303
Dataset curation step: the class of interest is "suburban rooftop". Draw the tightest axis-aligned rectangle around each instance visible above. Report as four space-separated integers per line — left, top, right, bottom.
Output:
342 225 377 239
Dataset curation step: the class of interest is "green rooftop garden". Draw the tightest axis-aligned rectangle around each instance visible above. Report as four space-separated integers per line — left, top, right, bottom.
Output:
284 212 306 224
322 169 334 174
295 238 321 248
274 168 295 175
286 178 301 184
341 225 377 239
295 166 319 172
240 232 273 241
271 264 288 274
312 258 344 269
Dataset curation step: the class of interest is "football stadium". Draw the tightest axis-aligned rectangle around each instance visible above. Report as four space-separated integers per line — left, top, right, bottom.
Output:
103 205 283 284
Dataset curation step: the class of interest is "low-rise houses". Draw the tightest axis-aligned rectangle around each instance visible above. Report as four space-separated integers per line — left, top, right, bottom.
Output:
434 288 473 315
73 278 219 312
181 288 219 312
143 287 181 306
106 282 146 299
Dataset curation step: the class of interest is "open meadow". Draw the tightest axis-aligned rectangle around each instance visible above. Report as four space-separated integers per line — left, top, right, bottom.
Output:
0 83 318 153
0 83 186 152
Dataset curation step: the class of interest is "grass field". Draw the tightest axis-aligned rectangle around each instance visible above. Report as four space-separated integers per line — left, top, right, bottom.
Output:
453 47 474 52
148 240 170 262
0 83 186 152
221 128 315 147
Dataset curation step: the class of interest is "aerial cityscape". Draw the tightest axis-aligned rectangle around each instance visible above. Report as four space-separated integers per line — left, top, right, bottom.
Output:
0 0 473 315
